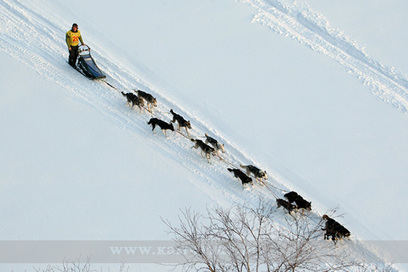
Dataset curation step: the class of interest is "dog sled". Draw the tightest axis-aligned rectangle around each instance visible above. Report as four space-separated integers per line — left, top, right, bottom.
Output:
77 45 106 79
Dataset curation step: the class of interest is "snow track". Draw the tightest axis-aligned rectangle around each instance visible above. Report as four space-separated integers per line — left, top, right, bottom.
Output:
240 0 408 112
0 0 283 211
0 0 398 269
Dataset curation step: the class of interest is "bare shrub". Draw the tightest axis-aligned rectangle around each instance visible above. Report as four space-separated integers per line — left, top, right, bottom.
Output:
163 200 394 272
33 259 128 272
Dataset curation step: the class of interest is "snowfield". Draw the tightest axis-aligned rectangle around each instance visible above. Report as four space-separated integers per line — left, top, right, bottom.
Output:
1 0 408 271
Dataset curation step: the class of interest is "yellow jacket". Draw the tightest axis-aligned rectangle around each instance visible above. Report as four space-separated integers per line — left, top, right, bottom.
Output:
66 30 84 48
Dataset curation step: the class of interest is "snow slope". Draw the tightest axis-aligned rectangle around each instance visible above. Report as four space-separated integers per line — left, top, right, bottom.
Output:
1 0 408 270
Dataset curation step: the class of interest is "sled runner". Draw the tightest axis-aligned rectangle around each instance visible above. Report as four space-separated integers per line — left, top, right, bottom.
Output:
77 45 106 79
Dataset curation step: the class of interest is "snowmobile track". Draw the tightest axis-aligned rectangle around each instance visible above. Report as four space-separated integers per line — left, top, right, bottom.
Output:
241 0 408 112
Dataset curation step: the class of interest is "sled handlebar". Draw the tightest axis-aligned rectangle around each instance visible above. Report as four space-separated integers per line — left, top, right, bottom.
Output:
78 44 91 56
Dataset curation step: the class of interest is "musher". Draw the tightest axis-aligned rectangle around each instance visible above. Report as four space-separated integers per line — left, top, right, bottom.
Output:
66 23 85 67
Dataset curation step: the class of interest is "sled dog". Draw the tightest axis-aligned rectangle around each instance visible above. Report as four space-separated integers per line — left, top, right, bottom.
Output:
322 214 350 244
121 92 144 111
204 133 225 154
227 168 253 187
276 198 296 214
294 197 312 211
284 191 311 212
191 139 216 163
135 89 157 111
147 118 174 136
240 164 267 180
283 191 299 204
170 109 192 137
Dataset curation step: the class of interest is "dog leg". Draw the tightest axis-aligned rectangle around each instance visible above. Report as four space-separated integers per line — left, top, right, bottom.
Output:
206 153 211 164
139 98 145 110
256 177 265 186
185 127 190 138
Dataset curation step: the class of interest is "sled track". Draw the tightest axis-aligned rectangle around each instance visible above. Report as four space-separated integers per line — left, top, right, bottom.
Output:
0 0 397 268
240 0 408 112
0 0 288 218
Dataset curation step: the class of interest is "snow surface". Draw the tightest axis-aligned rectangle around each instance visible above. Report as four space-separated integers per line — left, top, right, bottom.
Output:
1 0 408 271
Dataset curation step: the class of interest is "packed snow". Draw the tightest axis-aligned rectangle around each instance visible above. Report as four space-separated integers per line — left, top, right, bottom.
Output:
1 0 408 271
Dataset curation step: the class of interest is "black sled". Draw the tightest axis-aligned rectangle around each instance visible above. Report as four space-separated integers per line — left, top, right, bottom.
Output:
77 45 106 79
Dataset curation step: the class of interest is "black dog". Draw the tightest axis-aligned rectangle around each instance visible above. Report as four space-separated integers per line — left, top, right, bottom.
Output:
322 215 351 242
284 191 312 212
284 191 299 203
227 168 253 187
276 198 296 214
336 225 351 239
121 92 144 111
322 215 351 244
170 109 192 137
294 197 312 211
147 118 174 136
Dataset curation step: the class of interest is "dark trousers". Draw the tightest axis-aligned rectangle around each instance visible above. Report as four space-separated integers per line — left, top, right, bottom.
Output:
68 45 79 67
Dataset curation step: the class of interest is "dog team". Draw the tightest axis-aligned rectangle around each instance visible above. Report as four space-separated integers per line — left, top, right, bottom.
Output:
122 89 268 184
122 88 350 244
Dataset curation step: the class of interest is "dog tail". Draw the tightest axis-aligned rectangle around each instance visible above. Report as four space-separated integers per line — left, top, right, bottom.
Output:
204 133 210 144
170 109 174 114
227 168 233 173
190 138 196 143
121 92 126 96
147 118 152 125
240 164 246 169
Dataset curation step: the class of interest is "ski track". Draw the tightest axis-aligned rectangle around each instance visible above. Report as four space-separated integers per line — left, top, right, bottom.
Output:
0 0 397 269
240 0 408 113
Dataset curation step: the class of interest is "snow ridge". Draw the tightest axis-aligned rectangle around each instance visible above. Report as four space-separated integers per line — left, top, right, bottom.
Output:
240 0 408 112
